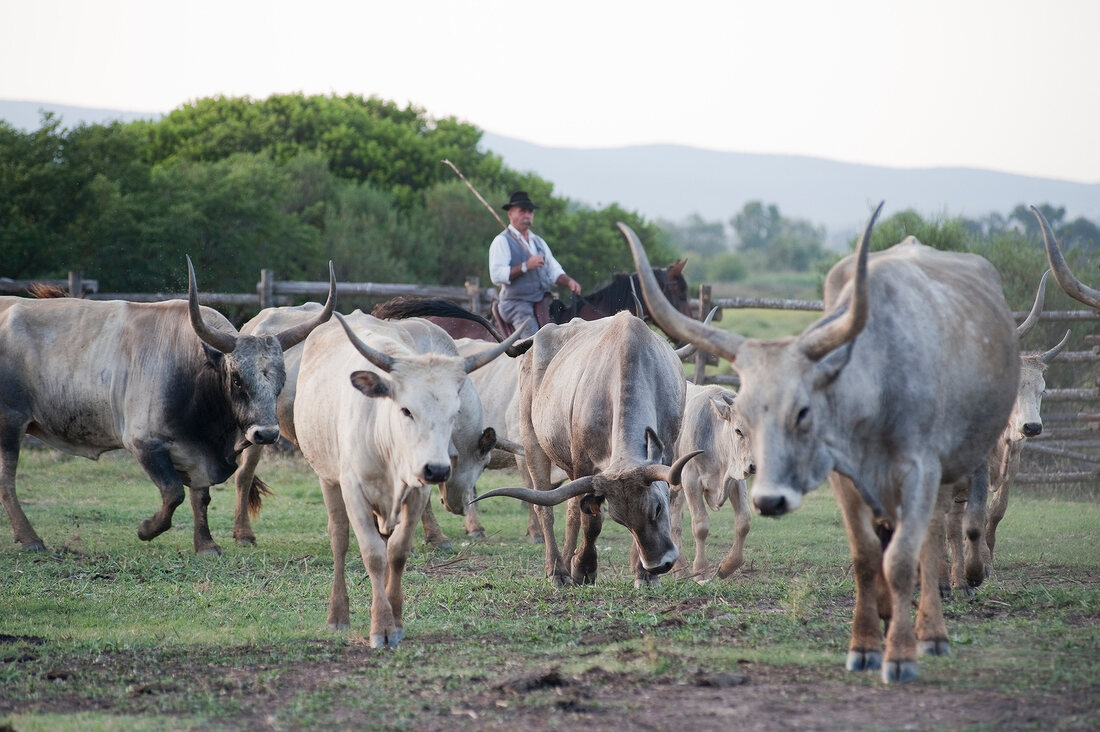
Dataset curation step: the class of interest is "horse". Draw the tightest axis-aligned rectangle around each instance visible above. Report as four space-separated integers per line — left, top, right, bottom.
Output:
548 260 691 325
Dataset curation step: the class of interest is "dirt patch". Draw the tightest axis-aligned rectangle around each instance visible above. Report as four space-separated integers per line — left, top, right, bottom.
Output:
4 641 1096 730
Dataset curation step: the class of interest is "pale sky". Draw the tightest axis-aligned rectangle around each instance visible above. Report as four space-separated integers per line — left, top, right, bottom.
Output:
3 0 1098 183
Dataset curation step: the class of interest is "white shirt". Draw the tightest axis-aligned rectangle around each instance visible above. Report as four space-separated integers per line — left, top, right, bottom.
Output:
488 225 566 287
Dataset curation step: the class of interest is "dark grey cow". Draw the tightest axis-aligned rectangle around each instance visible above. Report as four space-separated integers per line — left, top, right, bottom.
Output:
0 259 334 555
623 205 1020 683
474 311 700 587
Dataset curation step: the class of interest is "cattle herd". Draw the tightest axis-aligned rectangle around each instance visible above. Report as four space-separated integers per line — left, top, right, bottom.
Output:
0 204 1093 682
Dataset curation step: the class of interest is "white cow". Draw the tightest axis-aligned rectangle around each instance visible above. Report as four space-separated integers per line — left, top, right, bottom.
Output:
294 311 520 648
670 383 755 581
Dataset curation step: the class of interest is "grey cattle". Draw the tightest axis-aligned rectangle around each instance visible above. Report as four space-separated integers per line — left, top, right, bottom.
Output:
474 311 700 587
671 383 755 581
230 305 502 549
293 311 520 647
623 205 1020 683
945 271 1071 589
0 259 334 555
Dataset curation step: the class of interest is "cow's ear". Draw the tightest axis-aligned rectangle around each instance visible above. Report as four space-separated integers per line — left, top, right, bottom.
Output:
579 493 605 516
710 396 733 421
644 426 664 462
350 370 391 398
813 342 853 388
202 344 224 367
478 427 497 455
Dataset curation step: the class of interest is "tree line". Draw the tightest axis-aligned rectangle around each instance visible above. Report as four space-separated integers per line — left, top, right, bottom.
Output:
0 93 672 297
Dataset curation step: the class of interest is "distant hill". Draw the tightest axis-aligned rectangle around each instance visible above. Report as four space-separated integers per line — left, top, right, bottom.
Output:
481 132 1100 249
4 100 1096 250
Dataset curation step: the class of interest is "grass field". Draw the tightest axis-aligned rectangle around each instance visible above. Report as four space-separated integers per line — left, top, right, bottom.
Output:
1 449 1098 730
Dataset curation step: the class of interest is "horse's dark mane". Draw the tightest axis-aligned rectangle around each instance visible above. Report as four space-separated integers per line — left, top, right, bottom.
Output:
553 266 687 324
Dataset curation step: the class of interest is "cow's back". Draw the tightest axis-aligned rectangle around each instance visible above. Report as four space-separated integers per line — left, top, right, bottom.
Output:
824 238 1019 482
0 297 219 457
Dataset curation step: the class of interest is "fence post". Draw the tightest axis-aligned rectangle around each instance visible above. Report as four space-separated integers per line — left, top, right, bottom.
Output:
465 276 482 315
68 271 83 298
693 284 712 385
259 269 275 309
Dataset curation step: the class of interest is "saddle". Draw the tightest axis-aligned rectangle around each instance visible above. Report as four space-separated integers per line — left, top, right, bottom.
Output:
491 294 555 337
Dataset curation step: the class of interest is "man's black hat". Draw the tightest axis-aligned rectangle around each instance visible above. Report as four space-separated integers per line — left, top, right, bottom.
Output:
503 191 538 211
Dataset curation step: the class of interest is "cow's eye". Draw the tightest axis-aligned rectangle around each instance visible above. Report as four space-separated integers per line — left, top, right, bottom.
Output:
401 407 413 419
735 428 744 438
796 407 810 427
231 374 243 390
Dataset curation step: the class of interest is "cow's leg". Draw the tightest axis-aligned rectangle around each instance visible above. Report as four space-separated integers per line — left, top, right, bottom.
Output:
0 423 44 552
419 500 453 551
916 487 952 658
669 484 688 577
525 450 568 586
832 474 885 674
570 497 603 585
716 478 751 579
232 443 263 546
320 478 350 631
516 457 544 544
132 440 188 546
342 480 401 648
961 465 989 589
381 488 429 648
880 465 940 683
945 483 967 596
984 477 1009 572
684 474 712 580
463 487 486 539
187 485 221 556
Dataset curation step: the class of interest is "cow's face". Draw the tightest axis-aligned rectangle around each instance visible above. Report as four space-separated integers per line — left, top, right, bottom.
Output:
207 334 287 449
712 395 755 482
1006 355 1049 442
734 339 840 517
595 473 678 574
441 380 496 515
350 355 467 491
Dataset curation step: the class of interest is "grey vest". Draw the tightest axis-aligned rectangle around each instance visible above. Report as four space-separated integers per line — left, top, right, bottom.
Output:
499 230 554 303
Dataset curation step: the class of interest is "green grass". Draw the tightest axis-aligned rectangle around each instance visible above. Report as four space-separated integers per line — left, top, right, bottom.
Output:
1 450 1098 729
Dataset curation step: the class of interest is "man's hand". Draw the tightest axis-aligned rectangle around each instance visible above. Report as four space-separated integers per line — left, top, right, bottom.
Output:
561 276 581 295
526 254 545 270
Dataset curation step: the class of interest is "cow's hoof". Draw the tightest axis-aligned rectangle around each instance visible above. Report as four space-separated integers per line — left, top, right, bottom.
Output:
195 544 223 557
137 520 167 541
430 539 455 552
918 638 951 656
845 649 882 672
633 575 660 589
550 572 571 588
234 535 257 547
327 621 350 632
21 539 47 553
466 529 486 540
370 629 403 649
882 659 919 683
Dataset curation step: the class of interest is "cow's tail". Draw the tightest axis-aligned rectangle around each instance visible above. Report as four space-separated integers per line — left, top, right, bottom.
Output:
249 475 274 517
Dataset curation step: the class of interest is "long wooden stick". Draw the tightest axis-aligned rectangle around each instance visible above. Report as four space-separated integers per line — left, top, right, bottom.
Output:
441 159 508 230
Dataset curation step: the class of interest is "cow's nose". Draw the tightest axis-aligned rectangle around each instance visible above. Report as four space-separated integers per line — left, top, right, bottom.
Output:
649 559 674 576
754 494 788 516
422 463 451 484
748 463 757 475
1022 422 1042 437
248 426 280 445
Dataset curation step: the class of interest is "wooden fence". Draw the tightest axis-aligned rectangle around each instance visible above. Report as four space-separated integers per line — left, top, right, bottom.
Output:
3 272 1097 487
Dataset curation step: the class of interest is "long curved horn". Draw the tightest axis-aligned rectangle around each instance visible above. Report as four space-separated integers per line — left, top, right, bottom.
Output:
637 450 704 486
333 311 395 373
276 261 338 350
1033 205 1100 309
1040 329 1072 365
674 306 719 359
186 255 238 354
798 202 883 361
1016 270 1050 338
471 476 596 506
620 223 745 363
463 321 527 373
492 437 525 456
